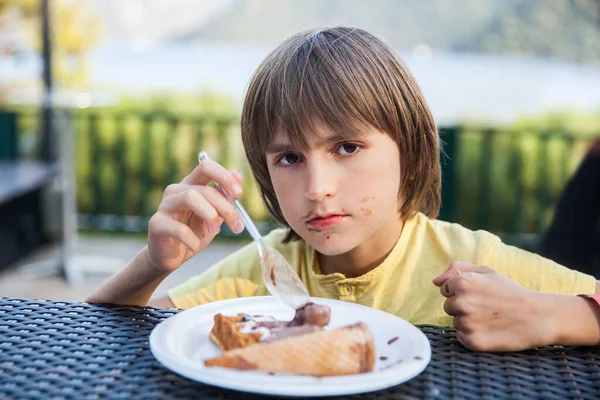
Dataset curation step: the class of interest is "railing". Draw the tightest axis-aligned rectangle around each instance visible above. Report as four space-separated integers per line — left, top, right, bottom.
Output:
71 111 263 233
439 126 597 246
4 109 598 243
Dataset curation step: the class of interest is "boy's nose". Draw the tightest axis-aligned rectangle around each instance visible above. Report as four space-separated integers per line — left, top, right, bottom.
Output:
305 159 336 201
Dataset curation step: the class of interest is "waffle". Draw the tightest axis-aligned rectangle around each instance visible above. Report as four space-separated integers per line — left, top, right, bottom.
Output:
205 322 376 376
208 313 269 351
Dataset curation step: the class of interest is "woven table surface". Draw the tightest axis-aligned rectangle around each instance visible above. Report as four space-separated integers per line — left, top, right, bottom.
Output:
1 297 599 399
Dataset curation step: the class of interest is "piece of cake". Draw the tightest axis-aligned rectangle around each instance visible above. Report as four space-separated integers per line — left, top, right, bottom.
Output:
209 302 331 351
205 322 376 376
209 313 264 351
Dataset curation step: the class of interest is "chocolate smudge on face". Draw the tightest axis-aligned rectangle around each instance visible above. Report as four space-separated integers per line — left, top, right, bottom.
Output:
361 196 375 203
388 336 399 345
360 207 372 216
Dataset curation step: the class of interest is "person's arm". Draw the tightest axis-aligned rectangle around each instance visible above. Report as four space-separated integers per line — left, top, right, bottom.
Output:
86 159 245 307
549 285 600 347
433 262 600 351
86 246 172 307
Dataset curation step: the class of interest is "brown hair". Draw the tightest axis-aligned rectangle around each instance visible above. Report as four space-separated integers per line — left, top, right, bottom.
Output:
241 26 440 242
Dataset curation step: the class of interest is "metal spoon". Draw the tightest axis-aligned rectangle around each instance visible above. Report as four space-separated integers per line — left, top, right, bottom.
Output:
198 151 310 310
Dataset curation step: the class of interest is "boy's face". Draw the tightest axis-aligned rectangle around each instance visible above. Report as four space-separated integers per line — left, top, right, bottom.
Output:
266 121 402 256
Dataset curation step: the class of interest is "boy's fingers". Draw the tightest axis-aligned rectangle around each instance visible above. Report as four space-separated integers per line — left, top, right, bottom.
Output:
433 262 494 287
159 189 219 224
231 170 243 185
181 159 242 198
443 297 465 316
159 186 243 234
149 212 200 252
200 186 244 234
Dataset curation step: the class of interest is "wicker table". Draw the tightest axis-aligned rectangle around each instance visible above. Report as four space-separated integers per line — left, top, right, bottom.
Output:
1 297 599 399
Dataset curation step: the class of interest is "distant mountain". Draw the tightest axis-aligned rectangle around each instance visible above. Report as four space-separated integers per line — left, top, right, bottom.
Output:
86 0 237 47
168 0 600 64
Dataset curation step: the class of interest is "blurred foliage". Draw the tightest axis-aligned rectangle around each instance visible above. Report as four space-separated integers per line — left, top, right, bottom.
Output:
114 90 239 118
451 109 599 235
0 0 102 101
10 90 600 236
512 110 600 135
51 0 102 86
10 91 266 228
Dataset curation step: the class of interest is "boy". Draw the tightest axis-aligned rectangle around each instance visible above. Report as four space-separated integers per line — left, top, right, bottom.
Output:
88 27 600 352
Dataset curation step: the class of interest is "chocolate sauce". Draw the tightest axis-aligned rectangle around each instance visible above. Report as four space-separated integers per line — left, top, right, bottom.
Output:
262 325 321 342
255 320 286 329
379 356 388 361
239 303 331 343
288 302 331 327
387 336 399 345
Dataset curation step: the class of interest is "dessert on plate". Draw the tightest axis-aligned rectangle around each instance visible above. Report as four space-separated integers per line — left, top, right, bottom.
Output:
208 302 331 351
204 302 376 376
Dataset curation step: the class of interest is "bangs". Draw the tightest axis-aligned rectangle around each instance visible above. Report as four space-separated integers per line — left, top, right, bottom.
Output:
241 26 440 242
255 28 399 151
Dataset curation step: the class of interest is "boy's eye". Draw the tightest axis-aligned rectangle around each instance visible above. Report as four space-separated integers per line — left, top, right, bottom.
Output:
337 143 360 156
279 153 301 165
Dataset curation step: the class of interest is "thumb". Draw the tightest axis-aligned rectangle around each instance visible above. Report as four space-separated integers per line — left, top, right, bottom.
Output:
433 262 492 287
433 268 461 287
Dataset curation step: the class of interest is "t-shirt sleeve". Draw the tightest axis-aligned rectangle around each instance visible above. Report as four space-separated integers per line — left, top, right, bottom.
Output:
167 230 287 309
480 235 597 295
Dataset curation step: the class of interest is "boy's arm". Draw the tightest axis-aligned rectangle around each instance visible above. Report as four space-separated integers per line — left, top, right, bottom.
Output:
551 282 600 346
147 296 176 308
86 247 171 307
433 262 600 351
86 160 245 308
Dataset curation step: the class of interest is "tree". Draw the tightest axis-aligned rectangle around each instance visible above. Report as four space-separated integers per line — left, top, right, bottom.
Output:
0 0 102 103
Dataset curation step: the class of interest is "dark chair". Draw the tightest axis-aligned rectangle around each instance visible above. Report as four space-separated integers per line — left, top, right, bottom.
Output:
538 138 600 277
0 111 57 269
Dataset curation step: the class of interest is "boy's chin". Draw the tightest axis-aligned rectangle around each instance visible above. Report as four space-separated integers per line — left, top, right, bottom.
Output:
306 235 358 256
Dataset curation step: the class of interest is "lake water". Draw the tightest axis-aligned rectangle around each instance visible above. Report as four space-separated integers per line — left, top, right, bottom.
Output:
5 41 600 124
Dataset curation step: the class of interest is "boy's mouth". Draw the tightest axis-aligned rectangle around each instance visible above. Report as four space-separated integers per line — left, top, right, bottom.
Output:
305 213 348 230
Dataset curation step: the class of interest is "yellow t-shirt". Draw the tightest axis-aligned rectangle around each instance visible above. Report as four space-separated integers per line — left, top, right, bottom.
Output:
168 212 596 326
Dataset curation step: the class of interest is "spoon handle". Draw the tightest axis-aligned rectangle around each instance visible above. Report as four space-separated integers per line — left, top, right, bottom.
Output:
197 151 267 254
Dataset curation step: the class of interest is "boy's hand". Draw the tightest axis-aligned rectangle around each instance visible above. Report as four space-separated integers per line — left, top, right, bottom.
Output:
433 262 553 352
145 159 245 273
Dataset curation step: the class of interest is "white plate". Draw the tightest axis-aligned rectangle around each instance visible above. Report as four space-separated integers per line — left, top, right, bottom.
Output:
150 296 431 397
